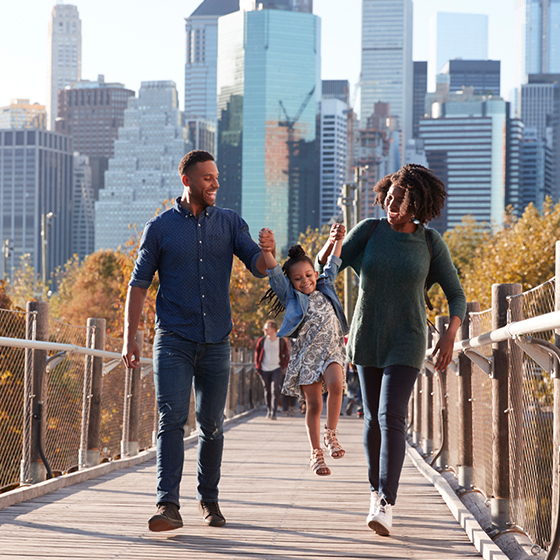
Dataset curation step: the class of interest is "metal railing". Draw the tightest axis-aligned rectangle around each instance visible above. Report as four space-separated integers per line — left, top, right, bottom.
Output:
0 302 264 493
411 242 560 557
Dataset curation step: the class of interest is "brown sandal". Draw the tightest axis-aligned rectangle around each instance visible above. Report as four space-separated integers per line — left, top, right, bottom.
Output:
324 425 345 459
310 448 331 476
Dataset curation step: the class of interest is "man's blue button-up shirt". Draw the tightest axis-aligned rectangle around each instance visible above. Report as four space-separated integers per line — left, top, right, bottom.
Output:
129 198 265 344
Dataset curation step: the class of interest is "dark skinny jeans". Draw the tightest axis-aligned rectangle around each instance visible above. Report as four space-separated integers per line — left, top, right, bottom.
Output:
357 365 419 506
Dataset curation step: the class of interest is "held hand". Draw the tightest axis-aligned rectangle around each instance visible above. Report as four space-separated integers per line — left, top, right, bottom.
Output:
259 228 276 253
329 223 345 243
431 331 455 372
122 338 141 369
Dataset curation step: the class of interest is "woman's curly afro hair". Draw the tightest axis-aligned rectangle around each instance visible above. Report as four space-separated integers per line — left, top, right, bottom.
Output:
373 163 447 225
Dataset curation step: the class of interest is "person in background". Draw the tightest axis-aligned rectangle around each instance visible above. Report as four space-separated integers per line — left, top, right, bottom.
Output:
255 320 290 420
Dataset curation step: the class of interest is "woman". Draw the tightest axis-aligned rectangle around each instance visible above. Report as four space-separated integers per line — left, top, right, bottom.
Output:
317 164 466 536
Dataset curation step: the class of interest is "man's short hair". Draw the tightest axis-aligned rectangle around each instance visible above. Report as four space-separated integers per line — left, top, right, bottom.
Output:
265 320 278 331
178 150 215 177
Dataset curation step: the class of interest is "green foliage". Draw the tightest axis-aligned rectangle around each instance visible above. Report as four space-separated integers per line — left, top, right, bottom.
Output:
7 254 49 310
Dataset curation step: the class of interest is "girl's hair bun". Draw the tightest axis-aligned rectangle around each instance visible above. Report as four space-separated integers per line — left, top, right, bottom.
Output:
287 244 306 260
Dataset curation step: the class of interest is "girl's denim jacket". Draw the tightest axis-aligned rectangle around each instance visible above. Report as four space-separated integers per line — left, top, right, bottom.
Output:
267 255 349 338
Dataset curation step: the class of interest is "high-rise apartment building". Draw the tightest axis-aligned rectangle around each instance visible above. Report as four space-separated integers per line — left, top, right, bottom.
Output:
428 12 488 90
320 97 347 226
95 81 192 251
360 0 413 163
440 60 501 97
0 129 73 280
515 0 560 85
47 4 81 130
217 6 321 251
0 100 46 129
419 97 521 231
413 62 427 138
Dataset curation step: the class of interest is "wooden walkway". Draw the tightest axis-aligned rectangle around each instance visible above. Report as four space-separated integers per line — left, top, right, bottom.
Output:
0 411 487 559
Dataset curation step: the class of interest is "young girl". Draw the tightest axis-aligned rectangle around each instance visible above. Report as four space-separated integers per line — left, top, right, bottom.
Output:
259 225 348 476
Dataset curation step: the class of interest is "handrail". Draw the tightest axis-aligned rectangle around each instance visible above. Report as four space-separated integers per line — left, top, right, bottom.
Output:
425 310 560 359
0 335 153 366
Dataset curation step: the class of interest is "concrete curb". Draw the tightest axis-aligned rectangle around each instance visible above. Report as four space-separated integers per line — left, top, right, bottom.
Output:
0 408 259 511
407 443 508 560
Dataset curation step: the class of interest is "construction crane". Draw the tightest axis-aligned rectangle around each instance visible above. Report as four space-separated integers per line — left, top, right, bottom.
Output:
278 86 316 245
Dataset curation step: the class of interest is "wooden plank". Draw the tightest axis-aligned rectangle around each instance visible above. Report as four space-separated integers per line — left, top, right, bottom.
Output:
0 413 484 559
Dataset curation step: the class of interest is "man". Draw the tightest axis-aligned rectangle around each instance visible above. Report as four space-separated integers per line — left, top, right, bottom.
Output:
254 320 290 420
122 150 274 532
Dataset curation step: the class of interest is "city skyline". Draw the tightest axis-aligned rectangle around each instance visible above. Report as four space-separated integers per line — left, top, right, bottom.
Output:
2 0 516 118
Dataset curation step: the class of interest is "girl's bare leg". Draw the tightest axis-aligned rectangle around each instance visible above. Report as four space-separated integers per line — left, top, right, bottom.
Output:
323 362 345 458
301 382 330 475
301 381 324 449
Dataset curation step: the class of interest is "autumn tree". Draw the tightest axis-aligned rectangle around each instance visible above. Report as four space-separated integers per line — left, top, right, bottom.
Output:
428 200 560 318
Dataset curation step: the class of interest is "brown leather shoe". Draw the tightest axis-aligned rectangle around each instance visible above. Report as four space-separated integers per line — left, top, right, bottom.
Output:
198 501 226 527
148 502 183 532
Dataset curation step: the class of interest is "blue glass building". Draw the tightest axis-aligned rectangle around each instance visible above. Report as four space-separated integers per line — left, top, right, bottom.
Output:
217 7 321 252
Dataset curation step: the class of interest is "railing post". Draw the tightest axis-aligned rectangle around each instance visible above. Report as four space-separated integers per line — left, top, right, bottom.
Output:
412 376 422 446
121 331 142 458
21 301 49 484
433 315 449 470
79 318 106 469
129 331 143 456
421 324 434 457
491 283 522 530
553 241 560 546
457 302 479 489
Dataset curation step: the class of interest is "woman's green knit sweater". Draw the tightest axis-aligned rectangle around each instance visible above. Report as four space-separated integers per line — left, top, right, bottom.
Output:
333 218 466 370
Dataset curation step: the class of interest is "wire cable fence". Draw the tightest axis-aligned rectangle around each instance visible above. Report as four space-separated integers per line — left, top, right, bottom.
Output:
45 319 89 474
0 302 264 494
411 272 560 556
469 308 493 499
0 309 31 491
507 278 556 548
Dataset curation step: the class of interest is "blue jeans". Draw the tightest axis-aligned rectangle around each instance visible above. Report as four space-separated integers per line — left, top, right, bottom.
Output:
153 330 230 507
259 367 283 417
357 365 419 506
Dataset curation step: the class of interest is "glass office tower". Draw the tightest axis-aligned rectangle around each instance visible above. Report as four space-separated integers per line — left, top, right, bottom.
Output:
217 8 321 252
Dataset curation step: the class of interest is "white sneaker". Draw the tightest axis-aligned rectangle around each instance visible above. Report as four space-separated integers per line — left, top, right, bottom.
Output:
367 497 392 536
366 490 379 525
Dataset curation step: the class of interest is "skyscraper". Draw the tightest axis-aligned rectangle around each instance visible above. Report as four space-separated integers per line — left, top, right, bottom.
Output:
184 0 239 121
47 4 81 130
216 6 321 251
412 62 427 138
94 81 192 250
515 0 560 85
320 97 347 226
56 76 134 258
419 96 520 231
520 74 560 200
520 128 554 212
360 0 413 162
0 129 73 280
428 12 488 91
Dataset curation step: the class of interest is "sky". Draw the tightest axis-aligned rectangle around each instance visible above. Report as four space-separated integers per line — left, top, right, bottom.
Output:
1 0 516 114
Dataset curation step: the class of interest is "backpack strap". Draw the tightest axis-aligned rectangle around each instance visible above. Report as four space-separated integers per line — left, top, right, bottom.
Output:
423 227 434 311
362 219 380 251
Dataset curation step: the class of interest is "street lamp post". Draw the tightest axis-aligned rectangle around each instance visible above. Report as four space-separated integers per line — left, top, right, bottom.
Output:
41 212 54 286
2 239 13 281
